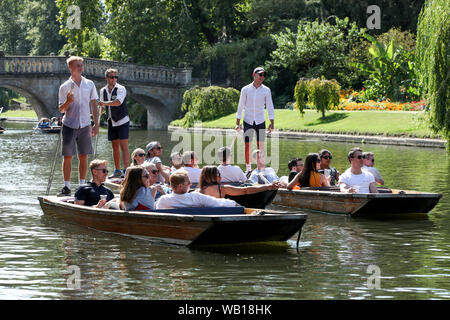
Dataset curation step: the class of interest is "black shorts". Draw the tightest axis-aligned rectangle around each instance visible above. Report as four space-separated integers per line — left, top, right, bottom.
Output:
108 120 129 141
243 121 266 143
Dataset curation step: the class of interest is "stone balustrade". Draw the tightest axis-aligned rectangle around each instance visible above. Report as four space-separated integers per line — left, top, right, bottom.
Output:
0 56 192 85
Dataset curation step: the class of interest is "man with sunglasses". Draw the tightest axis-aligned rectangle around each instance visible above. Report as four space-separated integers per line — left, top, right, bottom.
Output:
74 159 115 207
99 68 129 179
318 149 340 186
362 151 384 185
339 148 378 193
235 67 275 176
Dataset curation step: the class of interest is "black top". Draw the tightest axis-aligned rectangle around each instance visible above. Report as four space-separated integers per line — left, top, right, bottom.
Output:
74 182 114 206
288 171 298 182
318 167 339 186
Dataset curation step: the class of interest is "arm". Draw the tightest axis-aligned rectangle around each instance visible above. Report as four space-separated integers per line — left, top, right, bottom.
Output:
235 87 246 130
155 162 170 182
369 182 378 193
339 182 357 193
266 89 275 132
222 182 279 197
320 173 330 187
91 99 99 136
287 172 301 190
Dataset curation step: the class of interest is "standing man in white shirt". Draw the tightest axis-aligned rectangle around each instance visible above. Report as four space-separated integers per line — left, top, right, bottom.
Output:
58 56 99 196
235 67 275 175
99 68 130 178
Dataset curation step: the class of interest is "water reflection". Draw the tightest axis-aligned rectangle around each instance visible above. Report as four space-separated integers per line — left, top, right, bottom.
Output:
0 122 449 299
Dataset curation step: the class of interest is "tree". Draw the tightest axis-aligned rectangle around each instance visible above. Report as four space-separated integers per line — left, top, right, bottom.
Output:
0 0 31 55
416 0 450 147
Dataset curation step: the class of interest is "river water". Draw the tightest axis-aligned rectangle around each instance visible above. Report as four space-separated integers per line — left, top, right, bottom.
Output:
0 122 448 300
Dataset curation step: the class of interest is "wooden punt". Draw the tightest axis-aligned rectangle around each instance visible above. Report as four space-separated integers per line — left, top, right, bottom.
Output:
38 196 307 246
272 187 442 216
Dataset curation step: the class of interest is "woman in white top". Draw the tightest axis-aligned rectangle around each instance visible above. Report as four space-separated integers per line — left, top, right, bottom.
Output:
120 166 155 210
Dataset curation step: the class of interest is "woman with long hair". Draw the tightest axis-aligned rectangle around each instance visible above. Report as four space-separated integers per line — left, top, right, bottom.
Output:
120 165 155 210
130 148 146 166
287 153 330 189
197 166 278 198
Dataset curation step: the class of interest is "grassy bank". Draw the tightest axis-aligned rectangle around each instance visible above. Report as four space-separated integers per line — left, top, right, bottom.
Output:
0 109 38 118
171 110 441 139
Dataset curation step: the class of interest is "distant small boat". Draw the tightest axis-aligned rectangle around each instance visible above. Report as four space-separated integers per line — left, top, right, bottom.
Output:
34 125 61 134
272 186 442 216
38 195 308 247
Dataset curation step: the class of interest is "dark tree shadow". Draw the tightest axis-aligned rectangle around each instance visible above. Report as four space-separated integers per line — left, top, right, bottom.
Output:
304 113 349 127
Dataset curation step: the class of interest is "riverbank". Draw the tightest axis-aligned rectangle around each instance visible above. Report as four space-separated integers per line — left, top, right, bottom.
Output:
170 109 446 149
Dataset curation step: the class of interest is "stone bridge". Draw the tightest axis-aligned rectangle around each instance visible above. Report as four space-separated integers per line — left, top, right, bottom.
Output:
0 55 192 129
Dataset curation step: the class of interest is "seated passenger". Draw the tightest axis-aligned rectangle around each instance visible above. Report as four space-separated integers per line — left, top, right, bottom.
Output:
287 153 330 190
288 157 304 182
339 148 378 193
249 149 281 185
169 151 183 173
155 171 238 209
74 159 115 208
362 151 384 185
174 151 202 184
198 166 278 199
217 147 247 183
142 162 170 200
144 141 170 183
38 117 51 128
131 148 146 166
120 165 155 210
318 149 339 186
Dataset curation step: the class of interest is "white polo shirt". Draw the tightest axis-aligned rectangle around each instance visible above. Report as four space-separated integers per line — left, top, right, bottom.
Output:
58 76 98 129
218 164 247 183
236 83 275 125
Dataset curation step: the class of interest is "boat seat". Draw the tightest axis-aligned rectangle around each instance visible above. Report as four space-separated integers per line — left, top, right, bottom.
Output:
146 206 245 215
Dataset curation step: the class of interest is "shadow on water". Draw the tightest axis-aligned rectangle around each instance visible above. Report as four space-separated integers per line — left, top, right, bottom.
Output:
304 112 349 127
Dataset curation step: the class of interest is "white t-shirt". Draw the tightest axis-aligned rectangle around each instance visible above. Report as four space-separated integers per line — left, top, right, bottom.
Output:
249 167 279 184
175 166 202 184
218 164 247 183
155 192 237 209
339 169 375 193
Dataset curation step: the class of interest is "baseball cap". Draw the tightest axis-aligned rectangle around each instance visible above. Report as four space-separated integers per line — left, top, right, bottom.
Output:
146 141 159 153
253 67 266 74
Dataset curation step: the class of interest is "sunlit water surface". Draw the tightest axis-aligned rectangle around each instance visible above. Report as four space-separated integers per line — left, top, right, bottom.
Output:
0 122 448 299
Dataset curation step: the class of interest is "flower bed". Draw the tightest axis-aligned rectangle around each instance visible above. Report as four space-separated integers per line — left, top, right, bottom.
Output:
331 90 427 111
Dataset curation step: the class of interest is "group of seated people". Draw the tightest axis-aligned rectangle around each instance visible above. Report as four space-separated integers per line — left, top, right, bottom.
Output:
283 148 383 194
37 117 63 128
72 141 384 211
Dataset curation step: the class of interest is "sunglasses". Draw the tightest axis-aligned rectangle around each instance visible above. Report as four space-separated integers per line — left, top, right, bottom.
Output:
137 153 146 157
150 170 158 174
154 146 162 150
322 155 332 160
142 174 150 179
94 168 109 174
108 75 119 79
353 155 364 160
257 73 266 77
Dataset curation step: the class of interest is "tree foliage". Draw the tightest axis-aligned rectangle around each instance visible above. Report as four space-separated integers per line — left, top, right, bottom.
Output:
416 0 450 146
294 78 340 118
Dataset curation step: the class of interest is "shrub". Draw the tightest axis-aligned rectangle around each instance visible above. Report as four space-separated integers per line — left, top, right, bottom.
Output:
294 78 341 118
180 86 239 128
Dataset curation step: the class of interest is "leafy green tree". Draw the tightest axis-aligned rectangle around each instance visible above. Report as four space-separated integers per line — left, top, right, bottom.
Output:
56 0 105 57
416 0 450 146
0 0 31 55
268 17 365 105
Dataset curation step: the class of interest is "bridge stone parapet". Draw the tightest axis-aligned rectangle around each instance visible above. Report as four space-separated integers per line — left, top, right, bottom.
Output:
0 55 192 128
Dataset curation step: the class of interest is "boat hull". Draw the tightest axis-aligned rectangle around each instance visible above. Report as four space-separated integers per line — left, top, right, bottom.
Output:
38 196 307 246
272 188 442 216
